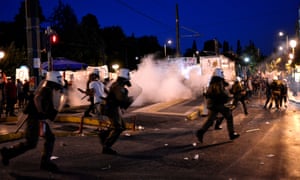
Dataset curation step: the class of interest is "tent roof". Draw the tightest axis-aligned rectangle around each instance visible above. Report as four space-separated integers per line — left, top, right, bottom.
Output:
41 58 88 71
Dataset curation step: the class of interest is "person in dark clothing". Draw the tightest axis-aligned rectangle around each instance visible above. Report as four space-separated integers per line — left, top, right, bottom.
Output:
230 76 248 115
269 76 281 110
0 71 66 172
263 79 272 109
280 79 288 108
16 79 25 110
99 68 133 155
5 77 17 116
23 79 30 106
196 68 240 143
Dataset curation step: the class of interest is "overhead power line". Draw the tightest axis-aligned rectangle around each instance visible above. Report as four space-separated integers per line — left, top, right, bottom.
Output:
114 0 172 29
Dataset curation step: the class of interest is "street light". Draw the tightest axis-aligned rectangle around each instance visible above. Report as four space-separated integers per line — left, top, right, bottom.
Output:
290 39 297 54
112 64 119 72
278 31 289 52
0 51 5 60
164 40 172 57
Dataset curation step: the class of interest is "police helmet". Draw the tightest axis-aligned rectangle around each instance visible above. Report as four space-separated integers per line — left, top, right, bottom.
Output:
212 68 224 78
46 71 65 87
118 68 130 80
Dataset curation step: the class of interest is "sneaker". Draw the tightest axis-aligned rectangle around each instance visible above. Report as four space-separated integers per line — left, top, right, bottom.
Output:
102 147 117 155
230 132 240 140
40 161 59 172
0 147 9 166
196 130 204 143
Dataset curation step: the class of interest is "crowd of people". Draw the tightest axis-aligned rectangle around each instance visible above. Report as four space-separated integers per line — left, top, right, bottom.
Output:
0 70 30 117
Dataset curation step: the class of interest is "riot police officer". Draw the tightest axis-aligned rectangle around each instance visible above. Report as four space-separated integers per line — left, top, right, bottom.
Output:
99 68 133 155
196 68 240 143
0 71 66 172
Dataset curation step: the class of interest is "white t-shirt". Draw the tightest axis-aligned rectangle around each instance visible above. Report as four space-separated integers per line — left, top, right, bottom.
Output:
89 80 106 104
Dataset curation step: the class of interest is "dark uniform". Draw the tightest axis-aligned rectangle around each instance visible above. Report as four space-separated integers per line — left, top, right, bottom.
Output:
196 68 240 143
280 79 288 108
99 68 133 155
263 79 272 109
269 77 281 110
0 71 64 172
231 77 248 115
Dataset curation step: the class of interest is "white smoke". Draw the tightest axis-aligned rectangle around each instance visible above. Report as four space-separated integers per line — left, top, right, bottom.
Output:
130 55 211 106
65 54 233 107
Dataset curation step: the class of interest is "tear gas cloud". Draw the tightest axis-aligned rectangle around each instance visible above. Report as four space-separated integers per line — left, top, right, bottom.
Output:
128 55 213 106
66 55 227 107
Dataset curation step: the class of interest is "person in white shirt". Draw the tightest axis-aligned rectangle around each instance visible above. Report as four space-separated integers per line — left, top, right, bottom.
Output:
89 73 107 122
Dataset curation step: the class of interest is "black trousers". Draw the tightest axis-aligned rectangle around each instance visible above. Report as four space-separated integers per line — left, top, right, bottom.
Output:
3 115 55 163
100 108 125 148
199 105 235 137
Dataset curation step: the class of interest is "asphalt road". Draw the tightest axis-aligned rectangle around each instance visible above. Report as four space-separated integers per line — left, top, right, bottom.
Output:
1 97 300 179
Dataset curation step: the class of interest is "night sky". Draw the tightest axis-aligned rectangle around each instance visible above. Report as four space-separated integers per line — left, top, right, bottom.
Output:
1 0 299 56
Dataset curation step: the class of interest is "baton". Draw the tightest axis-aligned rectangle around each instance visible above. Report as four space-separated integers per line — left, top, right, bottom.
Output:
15 113 28 133
81 95 88 100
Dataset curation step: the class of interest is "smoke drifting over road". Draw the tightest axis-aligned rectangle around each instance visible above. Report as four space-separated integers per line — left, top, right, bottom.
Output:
67 54 221 107
130 55 211 106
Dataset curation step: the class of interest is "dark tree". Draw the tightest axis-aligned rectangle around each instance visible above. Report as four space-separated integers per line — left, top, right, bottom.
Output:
222 41 230 53
78 13 105 66
236 40 242 55
203 39 221 54
48 0 80 60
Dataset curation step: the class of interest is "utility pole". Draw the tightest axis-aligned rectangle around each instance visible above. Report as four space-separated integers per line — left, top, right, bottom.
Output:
175 4 181 57
45 26 57 72
25 0 41 89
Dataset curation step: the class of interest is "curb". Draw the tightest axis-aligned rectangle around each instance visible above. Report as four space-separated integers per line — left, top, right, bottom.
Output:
0 132 24 143
0 114 137 143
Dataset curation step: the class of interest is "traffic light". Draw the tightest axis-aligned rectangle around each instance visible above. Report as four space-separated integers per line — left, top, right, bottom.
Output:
50 34 58 44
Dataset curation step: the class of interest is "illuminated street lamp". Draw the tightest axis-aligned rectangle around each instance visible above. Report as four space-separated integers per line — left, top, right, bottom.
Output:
244 57 250 63
289 53 294 60
0 51 5 60
278 31 289 52
112 64 119 72
290 39 297 54
164 40 172 57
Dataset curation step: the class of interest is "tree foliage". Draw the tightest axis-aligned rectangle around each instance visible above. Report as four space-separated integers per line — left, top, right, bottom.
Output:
0 0 268 77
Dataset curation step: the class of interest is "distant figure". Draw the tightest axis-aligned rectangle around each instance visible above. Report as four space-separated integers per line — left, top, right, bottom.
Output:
0 70 6 114
195 68 240 143
263 79 272 109
280 79 288 108
5 77 17 116
16 79 25 110
23 79 30 106
269 76 281 110
246 76 253 99
230 76 248 115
